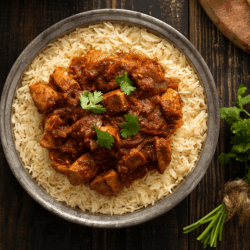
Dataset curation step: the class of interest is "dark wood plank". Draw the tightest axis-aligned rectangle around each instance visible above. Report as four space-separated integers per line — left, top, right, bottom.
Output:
93 0 188 38
189 1 250 249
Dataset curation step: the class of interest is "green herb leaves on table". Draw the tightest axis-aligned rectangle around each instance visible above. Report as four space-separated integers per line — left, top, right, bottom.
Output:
183 84 250 249
115 72 136 95
120 114 140 138
94 124 114 150
219 84 250 166
79 90 106 114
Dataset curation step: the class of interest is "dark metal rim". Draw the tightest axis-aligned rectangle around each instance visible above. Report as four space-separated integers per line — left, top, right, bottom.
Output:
0 9 219 228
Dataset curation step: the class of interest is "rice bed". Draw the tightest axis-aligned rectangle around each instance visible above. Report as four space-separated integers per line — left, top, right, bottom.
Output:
12 22 208 215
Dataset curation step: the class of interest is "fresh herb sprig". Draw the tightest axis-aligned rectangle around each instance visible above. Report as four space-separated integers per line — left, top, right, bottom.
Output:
115 72 136 95
120 114 140 138
79 90 106 114
219 84 250 166
94 124 114 150
183 84 250 248
183 204 228 248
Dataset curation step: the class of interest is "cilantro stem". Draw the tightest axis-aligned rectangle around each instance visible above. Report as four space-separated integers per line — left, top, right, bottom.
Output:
203 233 210 248
184 204 228 248
183 204 223 231
183 223 201 233
242 109 250 117
196 208 222 241
210 205 226 246
219 208 228 241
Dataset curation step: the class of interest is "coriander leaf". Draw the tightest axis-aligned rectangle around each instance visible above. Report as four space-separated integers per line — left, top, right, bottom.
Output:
79 90 106 114
79 90 89 106
235 84 248 109
231 131 250 145
220 106 242 124
120 114 140 138
232 143 250 153
231 119 250 134
89 91 103 104
94 124 114 150
240 95 250 109
235 84 250 116
115 72 136 95
218 152 236 165
235 154 250 163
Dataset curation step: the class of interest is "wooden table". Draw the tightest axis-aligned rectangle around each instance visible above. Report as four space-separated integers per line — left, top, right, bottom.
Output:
0 0 249 249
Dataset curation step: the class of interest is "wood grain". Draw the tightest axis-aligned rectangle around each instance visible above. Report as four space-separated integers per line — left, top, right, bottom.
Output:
93 0 189 38
1 0 250 249
189 1 250 249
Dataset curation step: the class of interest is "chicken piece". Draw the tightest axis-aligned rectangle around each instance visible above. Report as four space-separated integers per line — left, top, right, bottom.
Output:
139 106 168 136
94 76 119 92
120 133 145 149
29 83 61 113
92 146 116 167
130 99 168 136
118 51 152 66
102 89 130 114
66 153 99 186
52 67 81 92
40 114 64 149
141 143 157 162
69 50 107 89
83 52 110 79
99 126 121 147
62 88 82 107
52 107 90 123
117 148 146 174
49 150 74 174
154 137 172 174
160 88 183 119
70 114 103 147
46 75 58 91
132 58 168 93
61 137 85 159
123 163 157 187
105 56 140 80
51 125 71 139
90 169 123 196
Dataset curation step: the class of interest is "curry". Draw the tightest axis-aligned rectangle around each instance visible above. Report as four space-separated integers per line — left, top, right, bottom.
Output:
29 50 183 197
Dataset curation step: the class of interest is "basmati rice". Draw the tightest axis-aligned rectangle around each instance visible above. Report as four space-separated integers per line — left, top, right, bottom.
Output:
12 22 208 215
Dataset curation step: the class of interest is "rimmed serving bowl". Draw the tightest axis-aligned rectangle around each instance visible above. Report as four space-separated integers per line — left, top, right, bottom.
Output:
0 9 219 228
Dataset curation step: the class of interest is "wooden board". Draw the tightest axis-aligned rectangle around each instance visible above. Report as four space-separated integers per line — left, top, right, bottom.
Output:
199 0 250 53
0 0 250 249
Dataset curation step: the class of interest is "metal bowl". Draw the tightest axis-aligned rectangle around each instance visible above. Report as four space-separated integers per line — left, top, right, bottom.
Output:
0 9 219 228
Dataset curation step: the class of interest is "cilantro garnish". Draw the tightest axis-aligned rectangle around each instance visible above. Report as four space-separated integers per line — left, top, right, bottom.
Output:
120 114 140 138
94 124 114 150
218 84 250 169
79 90 106 114
115 72 136 95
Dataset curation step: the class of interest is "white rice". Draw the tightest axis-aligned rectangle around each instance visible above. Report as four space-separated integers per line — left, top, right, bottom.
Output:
12 22 208 215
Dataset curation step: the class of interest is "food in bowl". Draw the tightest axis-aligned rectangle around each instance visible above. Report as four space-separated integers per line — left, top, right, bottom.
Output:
29 49 184 197
12 22 208 214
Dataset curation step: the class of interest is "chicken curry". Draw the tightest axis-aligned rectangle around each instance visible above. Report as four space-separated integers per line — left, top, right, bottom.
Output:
29 50 183 197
